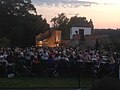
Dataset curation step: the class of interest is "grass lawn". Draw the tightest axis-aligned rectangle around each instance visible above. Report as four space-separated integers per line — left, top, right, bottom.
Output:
0 77 93 88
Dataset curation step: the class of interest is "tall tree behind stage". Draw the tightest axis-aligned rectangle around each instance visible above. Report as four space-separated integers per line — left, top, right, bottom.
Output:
0 0 50 47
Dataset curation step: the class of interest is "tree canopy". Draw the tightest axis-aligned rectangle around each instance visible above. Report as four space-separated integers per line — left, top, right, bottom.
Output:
0 0 37 16
0 0 50 47
51 13 69 39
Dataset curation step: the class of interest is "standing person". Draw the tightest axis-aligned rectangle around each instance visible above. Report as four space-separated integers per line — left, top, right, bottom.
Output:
0 55 9 77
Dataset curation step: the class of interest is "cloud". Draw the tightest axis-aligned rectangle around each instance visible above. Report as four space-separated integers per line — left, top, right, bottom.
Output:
32 0 99 7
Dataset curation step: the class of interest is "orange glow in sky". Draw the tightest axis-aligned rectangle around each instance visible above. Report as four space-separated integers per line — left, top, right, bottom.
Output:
33 0 120 29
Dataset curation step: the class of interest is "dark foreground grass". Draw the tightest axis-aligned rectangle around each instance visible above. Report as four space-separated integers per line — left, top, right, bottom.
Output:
0 77 93 88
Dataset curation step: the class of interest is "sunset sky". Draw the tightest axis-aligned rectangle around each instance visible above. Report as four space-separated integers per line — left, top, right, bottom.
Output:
32 0 120 29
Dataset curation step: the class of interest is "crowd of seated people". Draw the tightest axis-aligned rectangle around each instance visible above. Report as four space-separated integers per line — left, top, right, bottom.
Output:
0 46 120 78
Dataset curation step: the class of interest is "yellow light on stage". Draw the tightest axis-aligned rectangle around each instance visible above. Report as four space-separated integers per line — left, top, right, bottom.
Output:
38 41 42 47
56 37 60 47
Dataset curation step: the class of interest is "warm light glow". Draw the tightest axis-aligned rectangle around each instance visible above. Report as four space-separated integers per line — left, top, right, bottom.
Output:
37 41 42 47
55 36 60 47
35 5 120 29
34 0 120 29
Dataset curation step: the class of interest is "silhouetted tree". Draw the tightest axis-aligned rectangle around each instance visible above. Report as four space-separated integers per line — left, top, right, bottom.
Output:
68 15 91 27
51 13 69 39
89 19 94 29
0 0 37 16
0 0 50 47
